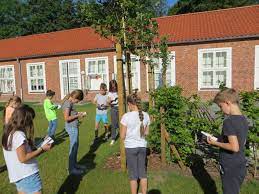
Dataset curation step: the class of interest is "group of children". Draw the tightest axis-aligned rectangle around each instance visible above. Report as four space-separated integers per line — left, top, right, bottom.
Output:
1 85 249 194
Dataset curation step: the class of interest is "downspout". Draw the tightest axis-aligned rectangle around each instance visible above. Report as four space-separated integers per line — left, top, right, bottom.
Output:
16 58 23 100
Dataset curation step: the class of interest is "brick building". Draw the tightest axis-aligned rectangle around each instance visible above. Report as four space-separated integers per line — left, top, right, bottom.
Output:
0 5 258 102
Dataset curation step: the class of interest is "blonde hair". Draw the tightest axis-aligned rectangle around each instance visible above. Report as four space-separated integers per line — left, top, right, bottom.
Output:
61 89 84 104
214 88 239 105
127 92 145 137
3 96 22 123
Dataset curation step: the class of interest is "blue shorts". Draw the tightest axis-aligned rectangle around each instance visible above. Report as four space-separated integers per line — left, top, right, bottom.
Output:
15 172 42 194
96 114 108 124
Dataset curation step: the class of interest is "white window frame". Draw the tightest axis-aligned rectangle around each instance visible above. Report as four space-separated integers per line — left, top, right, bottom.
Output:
26 62 46 93
146 51 176 91
113 55 141 91
85 57 109 90
198 47 232 91
0 65 16 94
59 59 82 99
254 45 259 90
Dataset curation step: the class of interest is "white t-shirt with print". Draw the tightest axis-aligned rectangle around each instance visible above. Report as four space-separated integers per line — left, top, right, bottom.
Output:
120 111 150 148
108 92 118 107
2 131 39 183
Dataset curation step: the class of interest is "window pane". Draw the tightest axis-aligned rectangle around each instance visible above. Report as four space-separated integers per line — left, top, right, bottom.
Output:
216 52 227 68
153 58 160 71
69 62 78 75
7 68 13 78
62 62 68 75
88 61 95 73
98 60 105 73
216 71 226 85
69 77 79 90
37 65 43 76
6 80 14 92
0 80 5 92
31 79 37 90
202 53 213 68
202 71 213 87
38 79 44 90
103 74 107 83
30 65 37 77
0 68 4 78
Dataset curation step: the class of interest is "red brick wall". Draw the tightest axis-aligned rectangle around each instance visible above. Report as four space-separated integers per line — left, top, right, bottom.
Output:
0 39 258 103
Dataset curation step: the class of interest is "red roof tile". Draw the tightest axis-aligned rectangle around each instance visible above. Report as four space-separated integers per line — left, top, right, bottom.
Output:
0 5 258 61
156 5 259 43
0 27 114 61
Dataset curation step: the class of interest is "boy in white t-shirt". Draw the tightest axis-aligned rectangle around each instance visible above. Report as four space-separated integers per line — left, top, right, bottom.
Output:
120 93 150 194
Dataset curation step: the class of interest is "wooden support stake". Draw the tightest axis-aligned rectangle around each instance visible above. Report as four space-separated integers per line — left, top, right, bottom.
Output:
116 43 126 171
160 107 166 167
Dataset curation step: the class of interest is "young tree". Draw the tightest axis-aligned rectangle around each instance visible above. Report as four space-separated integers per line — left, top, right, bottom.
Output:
158 36 170 86
81 0 159 169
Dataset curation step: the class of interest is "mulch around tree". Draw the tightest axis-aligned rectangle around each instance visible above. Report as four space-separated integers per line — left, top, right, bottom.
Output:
104 152 256 182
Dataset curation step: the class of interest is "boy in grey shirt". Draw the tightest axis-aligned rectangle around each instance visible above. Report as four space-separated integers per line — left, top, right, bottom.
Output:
93 83 109 143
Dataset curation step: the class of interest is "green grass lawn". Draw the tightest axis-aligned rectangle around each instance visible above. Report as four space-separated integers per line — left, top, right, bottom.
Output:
0 103 258 194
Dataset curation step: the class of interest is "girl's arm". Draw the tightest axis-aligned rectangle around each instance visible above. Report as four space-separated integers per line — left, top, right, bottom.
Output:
120 124 127 140
207 135 239 152
144 126 149 136
63 109 79 122
16 143 51 163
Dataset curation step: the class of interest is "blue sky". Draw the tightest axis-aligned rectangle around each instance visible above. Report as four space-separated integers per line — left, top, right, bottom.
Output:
167 0 178 6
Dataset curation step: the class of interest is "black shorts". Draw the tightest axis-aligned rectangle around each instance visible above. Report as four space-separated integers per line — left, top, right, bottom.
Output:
220 163 246 194
125 147 147 180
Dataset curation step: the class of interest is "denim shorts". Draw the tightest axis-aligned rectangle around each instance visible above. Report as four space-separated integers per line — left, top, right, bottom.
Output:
96 114 108 124
15 172 42 194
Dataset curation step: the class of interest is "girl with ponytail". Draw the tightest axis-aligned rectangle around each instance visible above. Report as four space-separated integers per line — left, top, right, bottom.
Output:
120 92 150 194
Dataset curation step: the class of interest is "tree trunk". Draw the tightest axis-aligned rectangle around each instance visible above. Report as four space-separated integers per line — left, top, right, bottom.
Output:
125 51 132 94
116 43 126 171
162 66 167 87
148 63 154 109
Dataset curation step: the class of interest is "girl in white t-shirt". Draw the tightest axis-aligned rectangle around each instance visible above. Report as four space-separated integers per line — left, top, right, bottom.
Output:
120 93 150 194
2 105 52 194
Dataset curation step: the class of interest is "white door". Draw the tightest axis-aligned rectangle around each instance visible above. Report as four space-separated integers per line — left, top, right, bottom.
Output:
255 46 259 90
59 60 81 99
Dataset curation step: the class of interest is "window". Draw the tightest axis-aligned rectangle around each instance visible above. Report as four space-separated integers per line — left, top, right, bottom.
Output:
85 57 109 90
113 55 141 91
59 59 81 98
153 53 175 89
198 48 232 90
26 62 46 93
0 65 15 93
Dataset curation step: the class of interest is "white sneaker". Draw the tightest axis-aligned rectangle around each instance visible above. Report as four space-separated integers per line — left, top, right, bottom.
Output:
110 140 115 145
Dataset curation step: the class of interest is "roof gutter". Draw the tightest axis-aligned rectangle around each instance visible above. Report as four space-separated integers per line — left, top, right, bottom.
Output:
0 47 115 62
167 34 259 46
0 35 258 62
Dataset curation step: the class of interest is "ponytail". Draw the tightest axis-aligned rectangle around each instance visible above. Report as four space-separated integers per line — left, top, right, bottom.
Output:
127 92 145 137
61 93 71 105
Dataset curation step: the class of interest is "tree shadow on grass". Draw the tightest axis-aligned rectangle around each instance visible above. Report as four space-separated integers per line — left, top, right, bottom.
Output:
188 154 218 194
57 133 106 194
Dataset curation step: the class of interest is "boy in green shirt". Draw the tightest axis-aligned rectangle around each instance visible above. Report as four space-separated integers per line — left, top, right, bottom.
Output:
44 90 59 138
